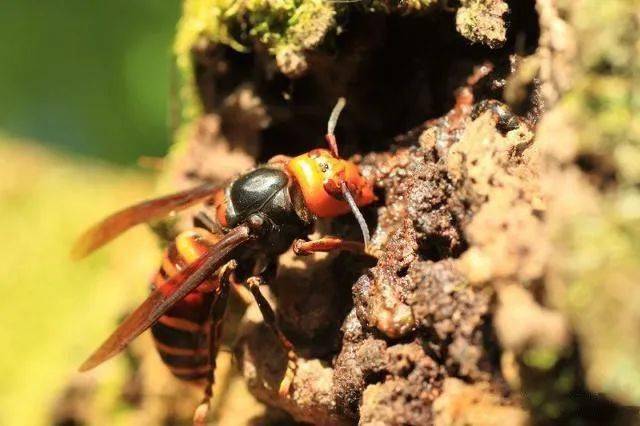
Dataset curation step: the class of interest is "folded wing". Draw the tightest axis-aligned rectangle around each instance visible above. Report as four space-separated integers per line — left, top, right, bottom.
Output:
79 225 251 371
72 183 218 259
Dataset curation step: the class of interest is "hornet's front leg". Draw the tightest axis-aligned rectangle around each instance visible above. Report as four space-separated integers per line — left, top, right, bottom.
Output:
244 276 297 397
293 236 365 256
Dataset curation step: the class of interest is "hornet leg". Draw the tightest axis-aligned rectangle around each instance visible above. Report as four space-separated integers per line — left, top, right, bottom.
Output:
193 260 236 426
245 276 297 397
293 236 364 256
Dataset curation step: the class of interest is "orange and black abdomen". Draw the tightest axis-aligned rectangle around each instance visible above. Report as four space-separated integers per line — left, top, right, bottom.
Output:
150 228 224 383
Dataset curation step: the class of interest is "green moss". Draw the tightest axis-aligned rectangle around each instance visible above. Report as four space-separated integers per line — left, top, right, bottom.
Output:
174 0 241 122
245 0 335 76
171 0 511 123
175 0 335 85
455 0 508 47
242 0 336 50
171 0 337 132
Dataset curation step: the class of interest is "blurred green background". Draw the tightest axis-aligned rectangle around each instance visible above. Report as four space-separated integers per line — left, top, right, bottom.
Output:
1 1 180 163
0 2 180 424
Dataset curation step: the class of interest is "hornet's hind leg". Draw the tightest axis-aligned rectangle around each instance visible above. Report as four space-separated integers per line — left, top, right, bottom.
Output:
193 260 236 426
244 276 297 397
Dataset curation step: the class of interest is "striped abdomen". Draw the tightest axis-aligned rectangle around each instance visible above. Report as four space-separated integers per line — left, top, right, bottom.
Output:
150 228 225 383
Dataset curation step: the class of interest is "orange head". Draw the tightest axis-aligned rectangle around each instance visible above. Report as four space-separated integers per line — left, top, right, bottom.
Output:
286 97 375 246
286 148 375 218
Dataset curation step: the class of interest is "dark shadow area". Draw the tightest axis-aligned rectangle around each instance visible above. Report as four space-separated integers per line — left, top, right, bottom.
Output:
192 1 539 163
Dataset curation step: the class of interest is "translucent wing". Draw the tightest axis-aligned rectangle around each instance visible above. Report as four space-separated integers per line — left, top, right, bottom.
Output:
72 183 218 259
79 225 251 372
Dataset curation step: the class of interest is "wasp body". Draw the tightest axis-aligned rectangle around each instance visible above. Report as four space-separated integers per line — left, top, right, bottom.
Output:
73 99 375 424
150 228 225 383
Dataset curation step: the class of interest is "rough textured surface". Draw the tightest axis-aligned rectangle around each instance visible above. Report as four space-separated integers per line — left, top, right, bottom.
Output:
237 303 348 425
335 312 445 425
450 114 543 286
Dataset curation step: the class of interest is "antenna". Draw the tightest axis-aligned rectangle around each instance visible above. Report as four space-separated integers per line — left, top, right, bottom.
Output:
341 181 371 248
326 97 346 158
324 97 370 247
